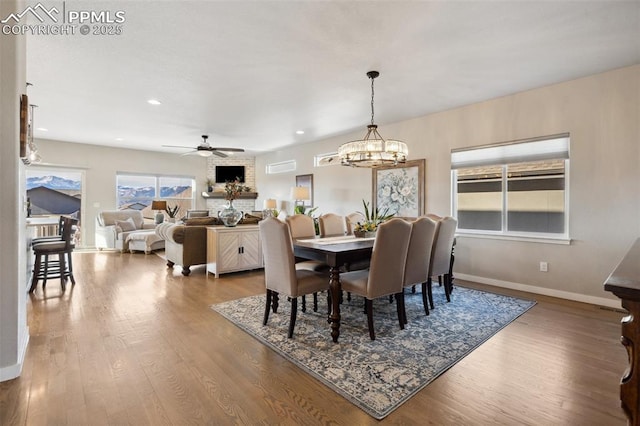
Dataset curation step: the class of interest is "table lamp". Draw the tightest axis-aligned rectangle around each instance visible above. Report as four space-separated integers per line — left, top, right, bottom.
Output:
263 198 277 217
151 200 167 224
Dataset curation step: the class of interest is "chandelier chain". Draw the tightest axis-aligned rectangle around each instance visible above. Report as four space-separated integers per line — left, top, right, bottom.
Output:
370 76 375 126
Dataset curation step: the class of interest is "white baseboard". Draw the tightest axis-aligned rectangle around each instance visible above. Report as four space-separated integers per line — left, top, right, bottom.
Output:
455 273 622 310
0 326 29 382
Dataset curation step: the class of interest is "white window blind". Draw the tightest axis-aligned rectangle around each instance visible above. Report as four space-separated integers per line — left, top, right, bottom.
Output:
451 134 569 169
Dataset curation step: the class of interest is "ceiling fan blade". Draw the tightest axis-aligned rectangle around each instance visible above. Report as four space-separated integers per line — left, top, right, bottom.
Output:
162 145 192 149
180 151 196 156
211 150 228 158
214 147 245 153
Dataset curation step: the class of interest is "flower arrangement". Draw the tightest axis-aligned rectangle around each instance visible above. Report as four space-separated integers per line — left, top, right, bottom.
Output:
165 204 180 218
354 199 394 233
224 179 250 201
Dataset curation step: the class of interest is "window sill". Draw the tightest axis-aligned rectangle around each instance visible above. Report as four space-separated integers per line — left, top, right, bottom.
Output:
456 231 571 245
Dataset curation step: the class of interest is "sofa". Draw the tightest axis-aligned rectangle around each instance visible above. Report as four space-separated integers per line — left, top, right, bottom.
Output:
95 210 156 251
156 215 262 276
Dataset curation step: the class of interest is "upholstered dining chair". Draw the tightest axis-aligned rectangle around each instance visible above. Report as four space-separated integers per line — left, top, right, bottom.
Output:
318 213 345 237
402 216 437 318
285 214 327 272
259 217 329 338
345 212 365 235
339 218 412 340
427 216 458 307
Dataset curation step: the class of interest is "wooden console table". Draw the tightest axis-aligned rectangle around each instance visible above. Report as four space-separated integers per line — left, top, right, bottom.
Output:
605 237 640 425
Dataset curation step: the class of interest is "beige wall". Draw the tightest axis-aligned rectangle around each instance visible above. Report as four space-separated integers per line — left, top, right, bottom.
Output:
0 0 29 382
256 65 640 306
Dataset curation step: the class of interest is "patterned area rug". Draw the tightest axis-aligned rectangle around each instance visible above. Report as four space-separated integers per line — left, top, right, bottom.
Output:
211 285 535 419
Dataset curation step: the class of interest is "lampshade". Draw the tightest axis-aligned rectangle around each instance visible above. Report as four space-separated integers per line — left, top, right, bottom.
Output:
263 198 277 209
151 200 167 210
290 186 310 201
338 71 408 168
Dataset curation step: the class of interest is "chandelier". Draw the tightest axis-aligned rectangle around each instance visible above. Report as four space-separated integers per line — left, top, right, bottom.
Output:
338 71 408 168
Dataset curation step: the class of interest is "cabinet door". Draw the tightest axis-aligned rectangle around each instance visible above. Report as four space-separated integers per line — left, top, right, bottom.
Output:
218 232 241 271
240 230 261 268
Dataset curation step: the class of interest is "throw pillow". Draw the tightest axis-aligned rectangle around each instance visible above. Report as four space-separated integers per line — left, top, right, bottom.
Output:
115 217 136 232
185 217 222 226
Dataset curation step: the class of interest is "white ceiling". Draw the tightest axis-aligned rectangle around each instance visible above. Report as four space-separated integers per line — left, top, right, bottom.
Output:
26 0 640 155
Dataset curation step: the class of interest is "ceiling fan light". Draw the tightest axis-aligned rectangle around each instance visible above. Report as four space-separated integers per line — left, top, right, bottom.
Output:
197 150 213 157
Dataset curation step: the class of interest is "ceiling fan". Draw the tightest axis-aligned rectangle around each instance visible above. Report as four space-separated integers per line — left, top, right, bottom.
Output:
163 135 245 158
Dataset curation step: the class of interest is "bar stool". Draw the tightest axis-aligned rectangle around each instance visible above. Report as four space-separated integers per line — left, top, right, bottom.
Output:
29 216 78 293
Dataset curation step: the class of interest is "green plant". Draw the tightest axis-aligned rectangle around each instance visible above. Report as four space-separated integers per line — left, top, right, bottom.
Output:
354 200 393 232
294 205 318 216
165 204 181 218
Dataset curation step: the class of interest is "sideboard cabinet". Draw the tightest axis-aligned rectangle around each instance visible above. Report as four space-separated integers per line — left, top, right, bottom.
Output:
206 225 262 278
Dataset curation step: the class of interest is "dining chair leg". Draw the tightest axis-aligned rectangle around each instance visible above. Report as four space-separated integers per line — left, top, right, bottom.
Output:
396 293 405 330
401 292 408 324
365 299 375 340
411 285 416 294
444 273 452 302
272 292 279 313
263 289 273 325
288 297 298 338
59 252 67 292
313 292 318 312
427 277 435 310
43 254 49 287
301 295 307 313
29 254 41 293
67 251 76 285
420 281 430 316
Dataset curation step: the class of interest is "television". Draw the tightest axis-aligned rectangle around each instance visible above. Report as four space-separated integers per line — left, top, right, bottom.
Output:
215 165 245 183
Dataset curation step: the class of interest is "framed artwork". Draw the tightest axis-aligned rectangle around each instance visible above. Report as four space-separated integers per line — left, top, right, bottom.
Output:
295 174 314 207
372 159 425 218
20 94 28 158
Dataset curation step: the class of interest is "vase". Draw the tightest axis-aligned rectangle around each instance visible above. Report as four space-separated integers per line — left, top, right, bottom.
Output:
219 200 243 227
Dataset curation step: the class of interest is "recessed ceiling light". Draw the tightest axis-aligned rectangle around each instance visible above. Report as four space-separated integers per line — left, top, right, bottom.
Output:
36 127 48 131
296 130 305 135
115 137 124 141
147 99 162 105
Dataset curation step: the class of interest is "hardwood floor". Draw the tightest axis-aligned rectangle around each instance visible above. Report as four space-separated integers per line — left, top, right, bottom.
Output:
0 250 629 425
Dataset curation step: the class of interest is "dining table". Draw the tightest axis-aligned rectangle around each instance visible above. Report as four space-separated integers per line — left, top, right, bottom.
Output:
293 235 375 343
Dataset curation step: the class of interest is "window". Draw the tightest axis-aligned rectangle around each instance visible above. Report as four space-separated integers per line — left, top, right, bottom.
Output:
116 173 194 218
451 134 569 239
26 168 83 220
266 160 296 174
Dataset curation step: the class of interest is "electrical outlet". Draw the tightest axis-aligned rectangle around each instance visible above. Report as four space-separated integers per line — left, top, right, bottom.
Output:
539 261 548 272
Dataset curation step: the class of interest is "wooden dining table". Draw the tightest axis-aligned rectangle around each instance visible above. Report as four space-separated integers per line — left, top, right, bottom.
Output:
293 235 375 343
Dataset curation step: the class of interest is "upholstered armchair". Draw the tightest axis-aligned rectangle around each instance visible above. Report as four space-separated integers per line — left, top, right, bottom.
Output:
95 210 155 251
156 218 215 276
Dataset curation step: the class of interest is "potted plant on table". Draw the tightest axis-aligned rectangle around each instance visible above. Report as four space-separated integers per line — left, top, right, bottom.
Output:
353 200 394 238
165 204 181 223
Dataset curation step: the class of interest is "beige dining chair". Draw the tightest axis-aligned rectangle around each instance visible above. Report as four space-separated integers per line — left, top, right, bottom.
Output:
402 216 437 318
285 214 327 272
259 217 329 338
339 218 412 340
345 212 365 235
427 216 458 307
318 213 345 237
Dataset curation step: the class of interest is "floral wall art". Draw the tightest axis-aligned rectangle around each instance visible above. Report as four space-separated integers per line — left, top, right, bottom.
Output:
372 159 425 218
